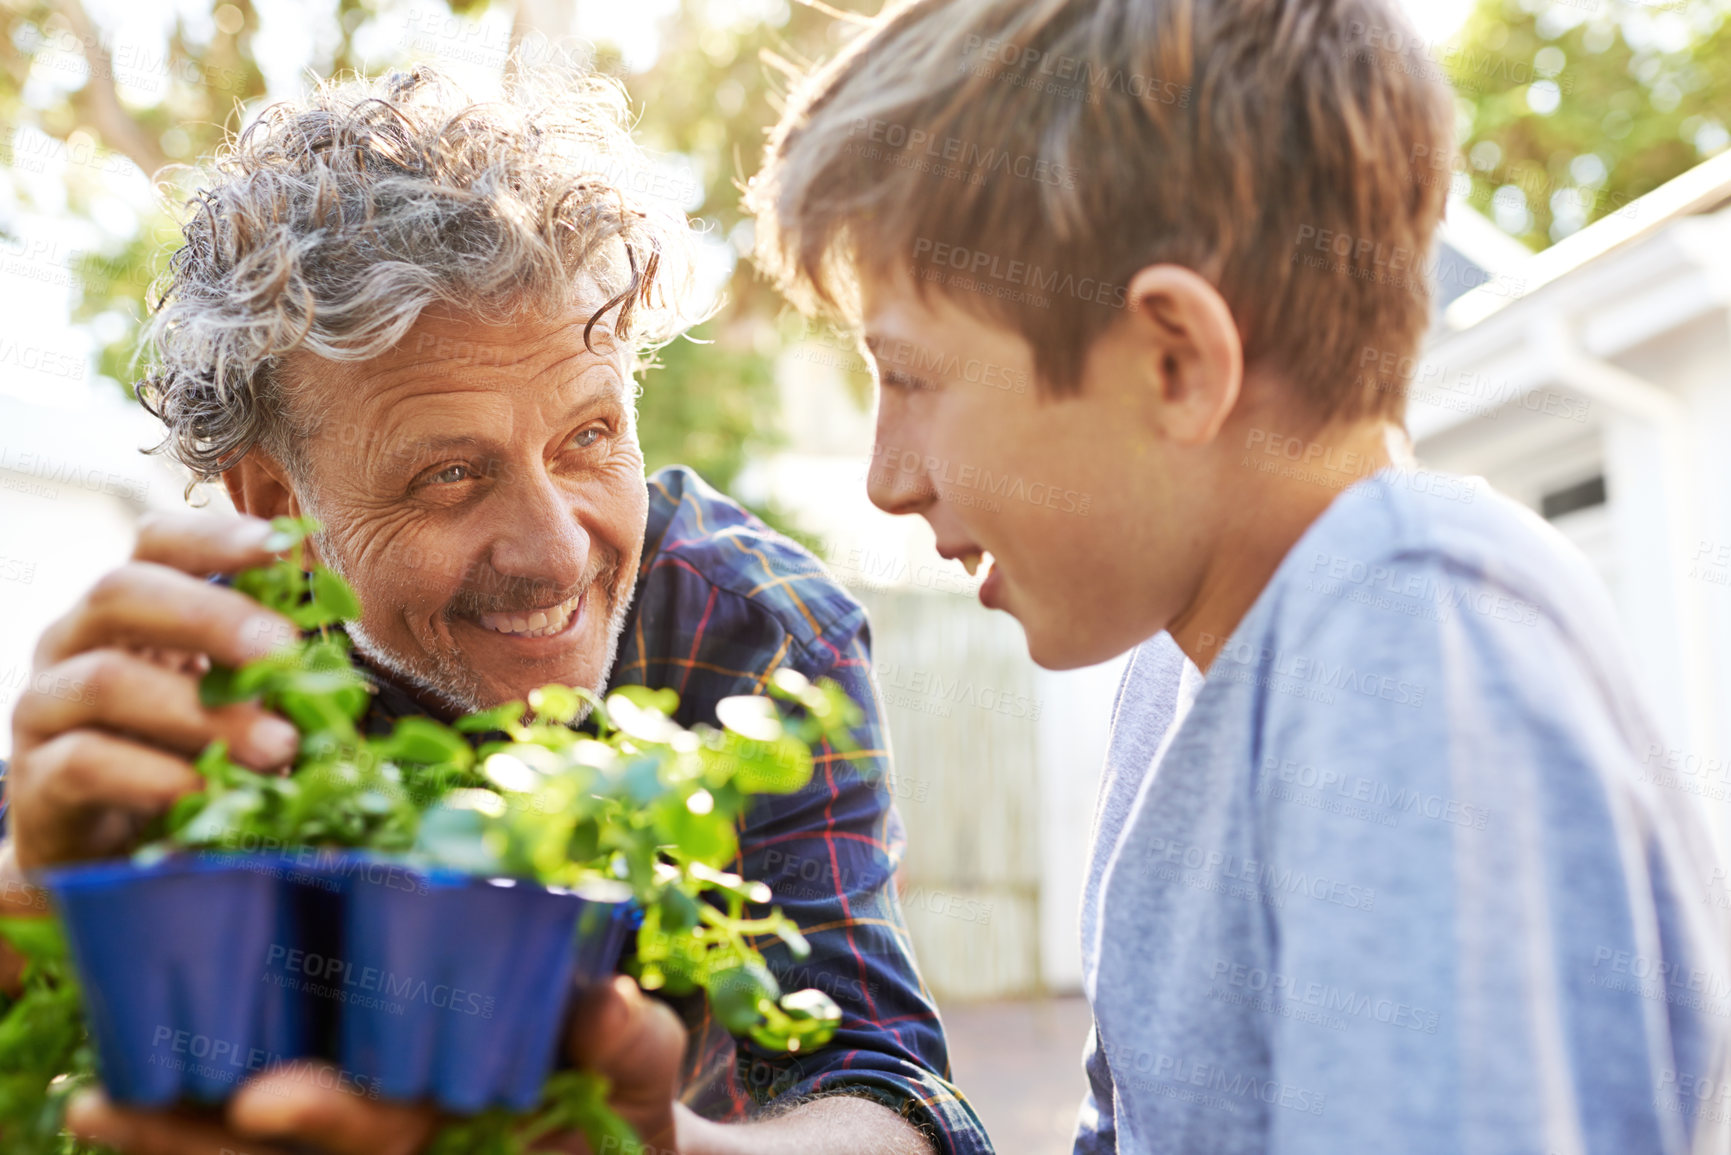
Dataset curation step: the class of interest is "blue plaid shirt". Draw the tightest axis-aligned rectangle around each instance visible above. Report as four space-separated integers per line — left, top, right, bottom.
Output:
355 465 992 1153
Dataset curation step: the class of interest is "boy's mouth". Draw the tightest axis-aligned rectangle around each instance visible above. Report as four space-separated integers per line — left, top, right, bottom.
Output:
958 550 993 578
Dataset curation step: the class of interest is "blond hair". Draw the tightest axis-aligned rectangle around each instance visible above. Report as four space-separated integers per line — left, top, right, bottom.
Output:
751 0 1455 423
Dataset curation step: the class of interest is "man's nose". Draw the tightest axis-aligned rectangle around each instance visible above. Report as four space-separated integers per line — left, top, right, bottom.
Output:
485 462 591 600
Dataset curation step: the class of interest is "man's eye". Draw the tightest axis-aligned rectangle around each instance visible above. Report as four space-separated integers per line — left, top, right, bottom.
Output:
571 427 604 450
428 464 472 485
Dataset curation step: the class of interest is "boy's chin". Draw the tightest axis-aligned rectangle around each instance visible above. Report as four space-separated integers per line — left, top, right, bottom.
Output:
1018 615 1140 672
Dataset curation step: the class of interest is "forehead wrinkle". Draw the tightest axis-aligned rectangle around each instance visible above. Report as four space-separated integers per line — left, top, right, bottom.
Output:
348 328 626 418
289 307 632 465
355 368 632 478
355 389 515 477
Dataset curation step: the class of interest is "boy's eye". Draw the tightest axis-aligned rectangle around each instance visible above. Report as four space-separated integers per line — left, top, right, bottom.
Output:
881 369 936 393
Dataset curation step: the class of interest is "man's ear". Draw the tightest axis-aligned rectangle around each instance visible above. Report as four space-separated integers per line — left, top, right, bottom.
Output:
1121 264 1244 445
223 453 329 567
222 451 302 523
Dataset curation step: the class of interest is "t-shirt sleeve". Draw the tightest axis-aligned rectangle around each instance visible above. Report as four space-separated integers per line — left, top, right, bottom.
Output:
1251 559 1731 1155
1072 1022 1119 1154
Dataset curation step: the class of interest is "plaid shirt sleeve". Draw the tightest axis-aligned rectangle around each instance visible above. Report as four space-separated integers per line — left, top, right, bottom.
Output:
604 466 993 1155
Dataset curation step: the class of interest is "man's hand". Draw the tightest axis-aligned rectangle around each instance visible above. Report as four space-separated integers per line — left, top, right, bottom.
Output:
65 976 687 1155
6 511 301 870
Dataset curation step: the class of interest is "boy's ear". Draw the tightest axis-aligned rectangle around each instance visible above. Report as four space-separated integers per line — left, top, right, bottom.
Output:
1121 264 1245 446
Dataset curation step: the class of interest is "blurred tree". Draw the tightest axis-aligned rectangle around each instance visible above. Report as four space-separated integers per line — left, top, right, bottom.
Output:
0 0 503 392
0 0 868 518
1450 0 1731 248
520 0 877 505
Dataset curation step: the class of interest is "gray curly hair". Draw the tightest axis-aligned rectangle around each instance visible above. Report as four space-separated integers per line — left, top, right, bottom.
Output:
140 59 699 488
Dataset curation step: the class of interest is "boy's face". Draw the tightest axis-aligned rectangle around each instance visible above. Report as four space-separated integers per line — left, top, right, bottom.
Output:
861 273 1215 670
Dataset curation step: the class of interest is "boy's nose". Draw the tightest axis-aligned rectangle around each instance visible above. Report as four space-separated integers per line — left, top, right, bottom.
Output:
865 444 937 517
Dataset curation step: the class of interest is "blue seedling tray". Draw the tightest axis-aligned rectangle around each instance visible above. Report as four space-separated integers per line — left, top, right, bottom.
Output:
329 861 633 1113
45 854 316 1106
44 852 636 1114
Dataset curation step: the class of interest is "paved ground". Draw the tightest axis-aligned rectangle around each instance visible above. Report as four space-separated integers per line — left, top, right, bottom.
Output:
939 995 1093 1153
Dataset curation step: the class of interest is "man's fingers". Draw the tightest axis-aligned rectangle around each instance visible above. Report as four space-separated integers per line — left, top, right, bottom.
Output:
131 510 285 573
69 1069 437 1155
11 728 204 867
566 976 687 1096
23 729 205 821
36 561 296 669
13 650 299 770
230 1062 439 1155
66 1089 297 1155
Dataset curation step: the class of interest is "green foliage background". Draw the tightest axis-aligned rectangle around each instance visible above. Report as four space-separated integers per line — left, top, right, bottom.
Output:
0 0 868 509
1 0 1729 501
1448 0 1731 248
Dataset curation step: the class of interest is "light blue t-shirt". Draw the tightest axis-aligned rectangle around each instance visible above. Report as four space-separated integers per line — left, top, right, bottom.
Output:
1074 471 1731 1155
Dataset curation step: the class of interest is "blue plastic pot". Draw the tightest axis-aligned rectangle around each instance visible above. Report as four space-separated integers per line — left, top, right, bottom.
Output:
44 852 635 1114
45 855 316 1106
330 862 633 1113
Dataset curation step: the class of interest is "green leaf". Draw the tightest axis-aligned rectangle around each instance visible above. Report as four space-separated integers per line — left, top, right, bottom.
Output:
376 717 475 769
178 789 264 846
565 818 601 865
161 792 210 838
0 920 65 966
768 667 812 699
658 887 702 934
263 515 319 553
705 961 780 1035
310 566 361 621
192 740 241 786
606 695 681 745
688 863 771 905
528 684 581 724
455 701 525 734
618 756 666 806
415 806 503 876
608 684 680 716
726 734 813 795
654 795 736 865
198 664 246 707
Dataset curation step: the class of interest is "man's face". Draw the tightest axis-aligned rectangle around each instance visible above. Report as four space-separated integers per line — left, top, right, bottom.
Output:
283 302 648 713
860 274 1208 670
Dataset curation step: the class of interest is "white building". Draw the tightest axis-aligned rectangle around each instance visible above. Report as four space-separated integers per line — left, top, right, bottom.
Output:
1418 153 1731 856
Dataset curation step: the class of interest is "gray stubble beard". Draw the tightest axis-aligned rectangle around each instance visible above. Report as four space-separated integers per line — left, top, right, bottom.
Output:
311 520 636 720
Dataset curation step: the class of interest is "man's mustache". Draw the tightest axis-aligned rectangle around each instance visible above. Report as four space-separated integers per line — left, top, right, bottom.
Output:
442 551 624 619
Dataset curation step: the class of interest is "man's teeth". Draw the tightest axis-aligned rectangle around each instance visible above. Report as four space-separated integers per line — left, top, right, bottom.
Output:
477 592 582 638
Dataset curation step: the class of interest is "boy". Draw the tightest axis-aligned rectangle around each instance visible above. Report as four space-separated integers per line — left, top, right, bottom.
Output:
750 0 1731 1151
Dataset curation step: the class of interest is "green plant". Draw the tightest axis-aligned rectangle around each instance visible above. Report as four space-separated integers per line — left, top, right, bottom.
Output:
0 918 98 1155
0 517 859 1153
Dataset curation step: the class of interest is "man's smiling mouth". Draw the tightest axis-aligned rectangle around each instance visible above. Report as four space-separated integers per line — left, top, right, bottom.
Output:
474 590 586 638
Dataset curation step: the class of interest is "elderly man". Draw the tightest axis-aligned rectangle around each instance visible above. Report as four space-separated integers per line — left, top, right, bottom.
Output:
0 64 989 1155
